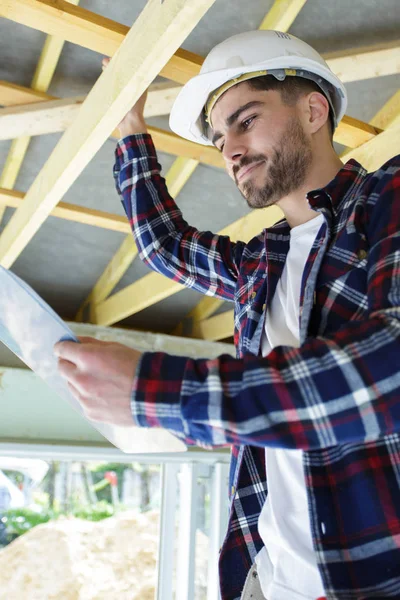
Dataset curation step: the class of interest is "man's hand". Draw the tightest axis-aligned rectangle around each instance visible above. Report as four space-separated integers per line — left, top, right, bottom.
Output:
55 336 141 427
102 57 148 137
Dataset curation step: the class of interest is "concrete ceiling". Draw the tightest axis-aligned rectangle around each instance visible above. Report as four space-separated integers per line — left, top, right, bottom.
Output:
0 0 399 342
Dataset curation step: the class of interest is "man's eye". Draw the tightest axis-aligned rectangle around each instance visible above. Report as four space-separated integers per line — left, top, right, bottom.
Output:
218 143 225 153
241 116 255 129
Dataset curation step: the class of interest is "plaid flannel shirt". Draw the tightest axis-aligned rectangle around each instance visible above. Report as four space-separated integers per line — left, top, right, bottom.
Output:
114 134 400 600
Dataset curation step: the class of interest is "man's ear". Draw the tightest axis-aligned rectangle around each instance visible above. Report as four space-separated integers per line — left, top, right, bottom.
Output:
302 91 330 135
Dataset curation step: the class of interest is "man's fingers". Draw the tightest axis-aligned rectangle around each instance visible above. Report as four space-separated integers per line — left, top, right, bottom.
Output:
76 336 103 344
60 360 96 400
54 340 82 364
58 357 79 381
54 338 107 365
66 381 96 420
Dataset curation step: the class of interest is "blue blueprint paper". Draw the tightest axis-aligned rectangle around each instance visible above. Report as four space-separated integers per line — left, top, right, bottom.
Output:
0 266 185 453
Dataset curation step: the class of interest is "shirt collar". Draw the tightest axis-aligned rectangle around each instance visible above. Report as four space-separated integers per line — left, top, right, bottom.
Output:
307 159 368 215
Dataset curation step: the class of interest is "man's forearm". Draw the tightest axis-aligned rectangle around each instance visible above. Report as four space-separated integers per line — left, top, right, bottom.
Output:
118 116 147 137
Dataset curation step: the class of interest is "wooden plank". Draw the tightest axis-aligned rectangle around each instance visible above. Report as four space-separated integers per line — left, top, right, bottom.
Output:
0 96 85 140
76 156 199 322
92 271 184 327
0 187 131 233
0 85 183 141
335 115 382 148
0 137 31 190
165 157 200 198
0 79 182 117
0 0 80 226
340 121 400 172
0 80 56 106
324 40 400 83
259 0 307 31
172 296 226 336
0 0 217 269
1 2 398 85
76 235 138 323
370 90 400 130
31 29 75 91
0 0 204 85
0 84 388 156
192 310 234 341
340 90 400 161
0 83 224 168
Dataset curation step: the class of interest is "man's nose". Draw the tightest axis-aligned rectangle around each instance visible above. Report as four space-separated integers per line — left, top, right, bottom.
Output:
222 136 247 165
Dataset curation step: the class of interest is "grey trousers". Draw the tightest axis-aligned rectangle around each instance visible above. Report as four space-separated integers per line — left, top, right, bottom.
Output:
240 563 267 600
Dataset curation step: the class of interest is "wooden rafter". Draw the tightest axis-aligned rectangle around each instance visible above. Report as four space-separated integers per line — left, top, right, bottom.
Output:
0 0 217 269
259 0 307 31
1 2 398 86
340 121 400 172
0 92 382 148
191 310 234 342
0 188 131 234
369 90 400 130
0 0 80 227
0 83 224 168
0 80 181 123
0 0 203 85
75 157 200 323
323 40 400 83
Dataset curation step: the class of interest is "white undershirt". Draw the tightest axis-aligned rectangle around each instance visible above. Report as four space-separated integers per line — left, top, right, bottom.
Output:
255 214 326 600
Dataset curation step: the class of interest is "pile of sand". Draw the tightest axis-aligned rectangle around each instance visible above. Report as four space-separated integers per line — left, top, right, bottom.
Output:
0 510 208 599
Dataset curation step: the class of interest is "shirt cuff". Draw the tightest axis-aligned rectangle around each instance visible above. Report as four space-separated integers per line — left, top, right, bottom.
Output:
115 134 157 169
131 351 188 432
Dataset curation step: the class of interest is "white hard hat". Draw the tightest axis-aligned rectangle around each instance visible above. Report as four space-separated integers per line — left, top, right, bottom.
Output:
169 30 347 146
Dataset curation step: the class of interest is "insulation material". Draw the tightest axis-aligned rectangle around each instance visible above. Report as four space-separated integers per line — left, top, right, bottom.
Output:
0 510 209 599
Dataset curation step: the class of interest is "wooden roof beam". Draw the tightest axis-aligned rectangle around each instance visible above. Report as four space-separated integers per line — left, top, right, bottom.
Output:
0 0 217 269
0 0 203 85
0 187 131 234
0 89 381 151
0 82 224 168
0 79 181 117
0 0 81 226
75 156 199 322
259 0 307 31
0 2 398 85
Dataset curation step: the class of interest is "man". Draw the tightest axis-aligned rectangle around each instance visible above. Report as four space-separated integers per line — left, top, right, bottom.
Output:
56 30 400 600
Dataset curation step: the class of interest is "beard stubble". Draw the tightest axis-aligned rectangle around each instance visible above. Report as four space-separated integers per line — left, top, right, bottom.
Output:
234 117 313 209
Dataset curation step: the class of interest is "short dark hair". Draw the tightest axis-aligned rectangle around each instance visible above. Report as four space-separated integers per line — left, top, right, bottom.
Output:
247 75 334 139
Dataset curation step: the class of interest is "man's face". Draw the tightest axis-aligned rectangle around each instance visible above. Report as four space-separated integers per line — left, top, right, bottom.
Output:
209 83 313 209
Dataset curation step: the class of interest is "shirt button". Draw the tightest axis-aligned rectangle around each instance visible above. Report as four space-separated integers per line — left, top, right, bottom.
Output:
231 485 236 497
262 304 266 311
251 291 256 299
358 249 367 260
